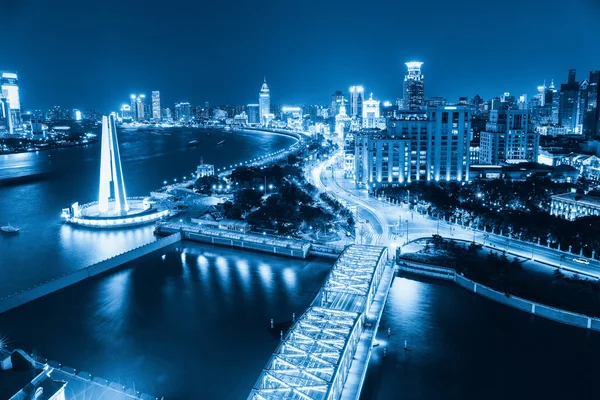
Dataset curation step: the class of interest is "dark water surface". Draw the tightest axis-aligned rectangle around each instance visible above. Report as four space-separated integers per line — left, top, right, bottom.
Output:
0 127 296 297
0 242 332 399
361 275 600 400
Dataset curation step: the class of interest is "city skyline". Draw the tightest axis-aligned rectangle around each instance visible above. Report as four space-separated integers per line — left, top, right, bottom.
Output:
2 0 599 111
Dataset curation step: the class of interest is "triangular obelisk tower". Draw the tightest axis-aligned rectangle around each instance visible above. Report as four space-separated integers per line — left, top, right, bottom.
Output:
98 114 129 215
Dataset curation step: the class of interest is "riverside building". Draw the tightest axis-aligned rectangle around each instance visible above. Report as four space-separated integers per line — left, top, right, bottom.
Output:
479 109 539 165
354 106 471 191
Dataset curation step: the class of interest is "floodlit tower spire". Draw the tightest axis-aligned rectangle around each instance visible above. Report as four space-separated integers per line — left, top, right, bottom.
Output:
98 114 128 215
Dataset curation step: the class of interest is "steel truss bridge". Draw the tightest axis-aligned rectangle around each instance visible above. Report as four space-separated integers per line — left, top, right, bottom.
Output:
248 245 389 400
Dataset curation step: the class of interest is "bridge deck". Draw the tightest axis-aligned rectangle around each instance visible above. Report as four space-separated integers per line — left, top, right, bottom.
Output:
248 245 390 400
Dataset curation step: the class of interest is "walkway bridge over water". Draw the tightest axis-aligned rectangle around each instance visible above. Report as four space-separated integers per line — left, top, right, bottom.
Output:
248 244 394 400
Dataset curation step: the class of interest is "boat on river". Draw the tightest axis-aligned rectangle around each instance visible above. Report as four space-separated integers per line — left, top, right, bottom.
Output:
0 223 20 233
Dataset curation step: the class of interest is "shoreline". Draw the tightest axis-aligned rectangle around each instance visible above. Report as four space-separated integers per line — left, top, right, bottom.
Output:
397 259 600 332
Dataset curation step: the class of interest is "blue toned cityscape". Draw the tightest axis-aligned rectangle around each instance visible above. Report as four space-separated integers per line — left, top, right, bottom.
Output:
2 1 600 399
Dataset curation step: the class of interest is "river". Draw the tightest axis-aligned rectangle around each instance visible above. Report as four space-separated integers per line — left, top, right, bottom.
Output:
361 275 600 400
0 127 296 297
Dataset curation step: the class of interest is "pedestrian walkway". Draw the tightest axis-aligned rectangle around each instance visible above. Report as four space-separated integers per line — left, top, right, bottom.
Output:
339 262 395 400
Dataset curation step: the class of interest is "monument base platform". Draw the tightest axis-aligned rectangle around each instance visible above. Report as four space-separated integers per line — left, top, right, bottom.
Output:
63 198 170 228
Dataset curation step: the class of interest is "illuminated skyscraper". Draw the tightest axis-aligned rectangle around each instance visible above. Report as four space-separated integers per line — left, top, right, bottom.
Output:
136 95 146 121
259 78 270 125
362 93 380 128
403 62 424 110
130 94 137 120
98 114 128 215
1 71 22 129
247 104 260 125
584 71 600 139
152 91 161 122
0 96 12 134
349 86 364 118
559 69 582 133
175 102 191 122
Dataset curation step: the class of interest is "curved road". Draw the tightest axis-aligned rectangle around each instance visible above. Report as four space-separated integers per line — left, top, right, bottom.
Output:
309 152 600 278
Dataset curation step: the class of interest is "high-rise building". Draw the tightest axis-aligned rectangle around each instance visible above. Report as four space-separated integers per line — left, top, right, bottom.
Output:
175 102 191 122
0 96 12 134
152 91 161 122
402 62 424 110
129 95 137 121
584 71 600 139
559 69 584 134
362 93 380 128
259 78 270 125
247 104 260 125
135 95 146 122
479 109 539 165
349 86 364 118
331 90 345 115
355 106 470 190
1 71 22 129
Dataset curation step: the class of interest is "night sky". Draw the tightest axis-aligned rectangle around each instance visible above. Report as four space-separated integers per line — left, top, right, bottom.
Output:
2 0 600 112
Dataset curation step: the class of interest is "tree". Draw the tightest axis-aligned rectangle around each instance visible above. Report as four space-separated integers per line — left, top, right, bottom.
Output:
194 175 222 194
235 188 263 212
287 154 299 165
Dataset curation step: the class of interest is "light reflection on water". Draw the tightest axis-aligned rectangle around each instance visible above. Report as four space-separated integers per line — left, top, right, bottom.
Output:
0 127 297 297
0 242 333 400
361 275 600 400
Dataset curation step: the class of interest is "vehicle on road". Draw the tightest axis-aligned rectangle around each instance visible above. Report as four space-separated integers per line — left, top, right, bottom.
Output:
573 257 590 265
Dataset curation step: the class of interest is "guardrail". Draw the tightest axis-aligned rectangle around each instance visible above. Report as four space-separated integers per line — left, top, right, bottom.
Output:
398 259 600 332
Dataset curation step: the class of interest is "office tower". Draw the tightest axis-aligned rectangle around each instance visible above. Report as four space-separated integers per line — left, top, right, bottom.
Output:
99 114 128 215
559 69 583 133
355 106 470 189
479 109 539 165
549 80 559 124
135 94 146 122
403 62 424 110
331 90 344 115
362 93 380 128
259 78 270 125
349 86 364 118
174 102 191 122
130 94 137 121
0 96 13 134
583 71 600 139
120 104 132 120
247 104 260 125
1 71 22 128
152 91 161 122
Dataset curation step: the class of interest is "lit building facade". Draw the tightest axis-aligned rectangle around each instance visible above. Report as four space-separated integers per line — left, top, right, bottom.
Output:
247 104 260 125
259 78 270 125
152 91 161 122
130 94 138 120
559 69 584 134
349 86 364 118
355 106 471 191
402 62 424 110
584 70 600 139
551 192 600 221
175 102 191 122
362 93 380 128
479 109 539 165
0 71 22 131
136 94 146 121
